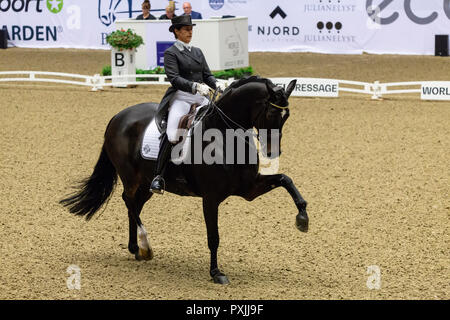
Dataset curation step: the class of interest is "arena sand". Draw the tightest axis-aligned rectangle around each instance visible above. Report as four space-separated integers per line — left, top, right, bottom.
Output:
0 48 448 299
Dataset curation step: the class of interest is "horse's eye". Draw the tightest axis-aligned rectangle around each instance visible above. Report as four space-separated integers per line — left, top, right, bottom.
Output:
267 108 281 119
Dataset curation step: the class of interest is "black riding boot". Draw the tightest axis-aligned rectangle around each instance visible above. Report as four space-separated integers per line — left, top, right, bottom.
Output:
150 133 172 194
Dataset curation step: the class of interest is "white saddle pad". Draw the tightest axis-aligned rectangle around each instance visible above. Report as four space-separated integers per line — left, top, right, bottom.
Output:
141 107 205 163
140 119 161 160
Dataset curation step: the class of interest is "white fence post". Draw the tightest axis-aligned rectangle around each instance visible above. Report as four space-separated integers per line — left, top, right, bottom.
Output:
371 81 382 100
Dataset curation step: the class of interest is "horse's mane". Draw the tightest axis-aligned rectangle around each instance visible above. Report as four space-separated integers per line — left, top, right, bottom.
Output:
217 75 276 107
224 75 276 94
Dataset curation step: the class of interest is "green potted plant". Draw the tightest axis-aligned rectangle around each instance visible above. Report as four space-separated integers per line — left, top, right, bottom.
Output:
106 28 144 51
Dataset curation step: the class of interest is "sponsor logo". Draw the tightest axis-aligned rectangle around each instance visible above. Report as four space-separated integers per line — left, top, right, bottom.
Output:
317 21 343 33
47 0 63 14
225 35 240 56
421 82 450 101
305 20 355 43
156 41 175 67
250 6 300 41
209 0 224 10
270 6 287 19
223 23 246 69
143 144 151 154
272 78 339 98
0 0 63 13
0 0 67 42
97 0 167 27
304 0 357 13
366 0 450 25
1 24 60 41
98 0 133 27
0 0 43 12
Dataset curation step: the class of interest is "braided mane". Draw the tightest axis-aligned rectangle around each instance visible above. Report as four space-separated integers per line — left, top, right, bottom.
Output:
223 75 276 94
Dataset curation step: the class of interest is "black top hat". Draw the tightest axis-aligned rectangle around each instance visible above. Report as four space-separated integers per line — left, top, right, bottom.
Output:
169 15 196 32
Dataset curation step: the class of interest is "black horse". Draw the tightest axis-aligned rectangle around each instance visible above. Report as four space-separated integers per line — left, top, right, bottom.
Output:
60 76 309 284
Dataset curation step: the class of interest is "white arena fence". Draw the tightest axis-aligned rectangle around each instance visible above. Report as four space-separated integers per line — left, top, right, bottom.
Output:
0 71 449 101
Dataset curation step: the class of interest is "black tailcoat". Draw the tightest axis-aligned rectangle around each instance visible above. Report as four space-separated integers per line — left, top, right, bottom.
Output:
155 42 217 132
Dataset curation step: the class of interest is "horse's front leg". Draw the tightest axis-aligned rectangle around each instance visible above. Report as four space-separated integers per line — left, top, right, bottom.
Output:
202 197 230 285
243 174 308 232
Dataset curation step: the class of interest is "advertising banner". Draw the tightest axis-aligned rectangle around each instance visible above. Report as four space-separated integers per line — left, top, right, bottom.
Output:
197 0 362 54
156 41 175 67
0 0 173 49
196 0 450 55
1 0 450 55
421 81 450 100
272 77 340 98
361 0 450 55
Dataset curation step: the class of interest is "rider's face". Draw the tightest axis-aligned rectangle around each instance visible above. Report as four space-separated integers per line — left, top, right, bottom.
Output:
175 26 193 44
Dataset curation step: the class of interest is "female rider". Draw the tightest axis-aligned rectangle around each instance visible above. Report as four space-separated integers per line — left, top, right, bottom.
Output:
150 15 226 194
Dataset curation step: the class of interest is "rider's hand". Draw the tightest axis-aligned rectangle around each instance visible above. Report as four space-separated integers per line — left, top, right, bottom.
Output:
195 83 210 96
216 82 227 92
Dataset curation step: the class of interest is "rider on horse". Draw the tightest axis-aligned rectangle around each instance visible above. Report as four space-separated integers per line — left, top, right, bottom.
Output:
150 15 226 194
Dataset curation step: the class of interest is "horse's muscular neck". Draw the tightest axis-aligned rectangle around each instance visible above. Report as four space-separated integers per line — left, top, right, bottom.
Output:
213 83 267 131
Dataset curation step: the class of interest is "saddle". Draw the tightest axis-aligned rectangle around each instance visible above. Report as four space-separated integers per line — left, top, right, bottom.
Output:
178 103 200 131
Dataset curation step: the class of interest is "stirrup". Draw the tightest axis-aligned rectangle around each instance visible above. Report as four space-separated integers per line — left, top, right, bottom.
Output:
150 175 165 195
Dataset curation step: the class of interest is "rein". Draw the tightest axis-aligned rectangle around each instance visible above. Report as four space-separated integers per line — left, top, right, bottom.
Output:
202 88 251 133
198 85 288 148
270 102 289 110
200 89 259 149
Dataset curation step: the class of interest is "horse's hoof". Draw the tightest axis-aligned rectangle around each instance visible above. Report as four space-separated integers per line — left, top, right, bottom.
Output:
213 274 230 285
211 269 230 285
135 247 154 261
296 213 309 233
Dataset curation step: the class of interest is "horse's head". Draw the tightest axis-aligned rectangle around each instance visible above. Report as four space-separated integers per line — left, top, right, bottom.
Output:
216 76 296 159
254 79 297 158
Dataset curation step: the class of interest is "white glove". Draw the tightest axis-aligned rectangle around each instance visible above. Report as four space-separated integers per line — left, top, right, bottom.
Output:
195 83 210 96
216 82 227 92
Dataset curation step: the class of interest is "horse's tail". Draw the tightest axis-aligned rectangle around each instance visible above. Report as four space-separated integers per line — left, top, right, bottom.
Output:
60 145 117 220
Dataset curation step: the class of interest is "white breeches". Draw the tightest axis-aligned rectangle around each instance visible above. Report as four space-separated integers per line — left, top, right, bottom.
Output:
167 90 209 144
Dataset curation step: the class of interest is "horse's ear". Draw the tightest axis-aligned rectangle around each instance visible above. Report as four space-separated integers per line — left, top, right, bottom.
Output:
286 79 297 98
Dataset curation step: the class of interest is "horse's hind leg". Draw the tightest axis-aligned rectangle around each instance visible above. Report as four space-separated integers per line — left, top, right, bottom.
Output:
123 184 153 260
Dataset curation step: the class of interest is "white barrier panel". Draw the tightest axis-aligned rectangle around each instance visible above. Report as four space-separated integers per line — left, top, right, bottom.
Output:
272 77 339 97
421 82 450 100
1 71 449 101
